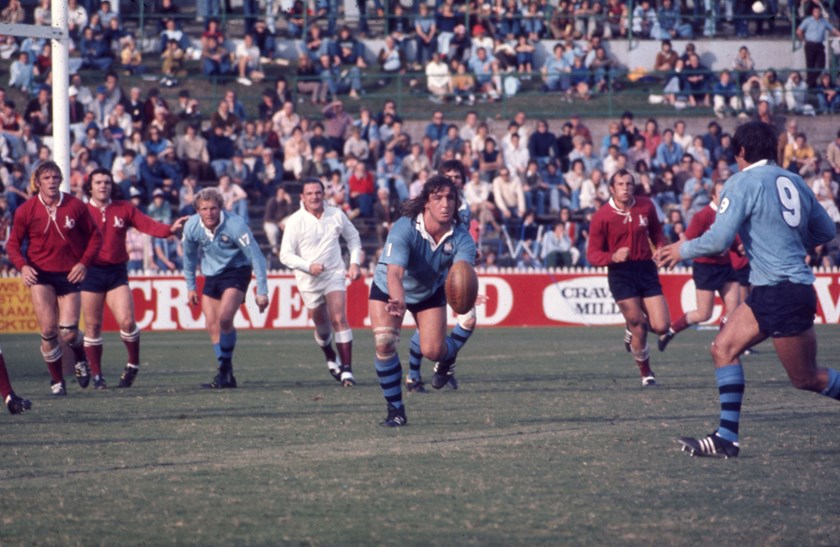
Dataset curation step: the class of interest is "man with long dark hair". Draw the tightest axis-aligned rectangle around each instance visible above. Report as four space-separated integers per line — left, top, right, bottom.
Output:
368 175 476 426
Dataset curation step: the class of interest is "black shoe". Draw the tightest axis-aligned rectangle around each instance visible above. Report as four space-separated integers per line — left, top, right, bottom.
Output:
93 375 107 390
340 369 356 387
202 371 238 389
75 361 91 389
447 375 459 390
678 431 740 459
406 377 428 393
50 380 67 396
380 403 407 427
624 329 633 352
6 393 32 415
118 365 139 388
327 360 342 382
658 331 675 352
431 359 456 390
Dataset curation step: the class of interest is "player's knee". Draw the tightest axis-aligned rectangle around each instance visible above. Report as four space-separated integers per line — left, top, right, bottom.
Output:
374 328 399 359
40 327 59 342
420 341 445 361
59 324 83 347
219 317 235 332
648 320 668 336
710 339 737 365
117 318 135 333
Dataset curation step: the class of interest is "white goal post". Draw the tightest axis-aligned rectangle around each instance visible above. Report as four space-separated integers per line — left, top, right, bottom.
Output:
0 0 70 192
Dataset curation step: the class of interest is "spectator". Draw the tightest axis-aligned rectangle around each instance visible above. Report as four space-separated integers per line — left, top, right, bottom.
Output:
376 149 408 201
816 72 840 114
468 47 501 101
354 107 380 161
8 52 34 95
784 71 810 114
824 130 840 181
347 160 375 217
235 33 265 86
152 235 183 271
426 51 452 103
415 3 437 67
202 35 231 78
659 0 693 39
24 86 51 136
811 169 840 223
712 70 741 118
159 17 189 53
796 5 840 89
373 187 398 245
783 132 819 178
224 151 251 190
237 120 264 165
451 59 476 105
210 99 241 137
300 144 331 181
321 100 353 154
542 43 570 93
343 125 370 164
297 54 327 105
377 36 404 85
681 161 711 221
207 124 236 178
146 187 173 224
263 186 292 256
654 128 684 173
283 126 312 180
120 36 143 76
687 135 711 173
79 26 113 71
684 53 710 107
329 26 367 99
492 167 526 232
541 221 575 267
272 100 300 141
631 0 661 39
252 147 283 197
217 173 249 222
252 20 277 61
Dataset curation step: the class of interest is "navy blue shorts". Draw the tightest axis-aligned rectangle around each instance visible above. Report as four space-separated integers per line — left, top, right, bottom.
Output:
734 265 751 287
34 269 79 297
369 282 447 315
80 263 129 293
692 262 737 292
746 282 816 338
607 260 663 302
202 266 253 299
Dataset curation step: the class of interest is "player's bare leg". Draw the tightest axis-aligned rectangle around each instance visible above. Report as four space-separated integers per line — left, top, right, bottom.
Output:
325 290 355 385
201 288 245 388
310 302 340 381
678 303 765 458
106 285 142 387
370 299 407 426
618 296 658 386
30 285 65 393
57 292 90 389
773 328 830 392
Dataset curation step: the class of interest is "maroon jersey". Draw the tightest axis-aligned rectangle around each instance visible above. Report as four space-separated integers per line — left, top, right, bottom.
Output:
729 235 749 271
7 193 102 272
685 204 730 266
87 200 172 266
587 196 664 267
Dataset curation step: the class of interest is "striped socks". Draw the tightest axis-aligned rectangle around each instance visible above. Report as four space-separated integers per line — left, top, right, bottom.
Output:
716 364 745 443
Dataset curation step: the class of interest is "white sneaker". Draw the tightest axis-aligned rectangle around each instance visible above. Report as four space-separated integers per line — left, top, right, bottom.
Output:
237 77 252 86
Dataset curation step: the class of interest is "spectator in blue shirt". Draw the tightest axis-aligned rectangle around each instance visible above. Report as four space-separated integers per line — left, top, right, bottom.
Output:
797 6 840 88
654 128 684 173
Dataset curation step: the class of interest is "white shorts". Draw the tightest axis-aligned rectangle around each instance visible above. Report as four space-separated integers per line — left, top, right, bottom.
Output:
298 270 347 309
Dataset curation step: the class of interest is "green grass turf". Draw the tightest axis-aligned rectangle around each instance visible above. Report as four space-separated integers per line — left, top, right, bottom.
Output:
1 326 839 545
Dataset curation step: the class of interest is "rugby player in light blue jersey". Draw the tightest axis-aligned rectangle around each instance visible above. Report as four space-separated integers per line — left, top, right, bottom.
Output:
405 160 475 393
369 175 477 426
183 188 270 389
658 121 839 458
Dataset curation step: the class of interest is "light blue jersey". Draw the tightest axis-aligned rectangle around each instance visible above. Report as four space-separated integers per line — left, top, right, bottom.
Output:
182 212 269 295
374 214 476 304
457 191 471 226
681 160 836 286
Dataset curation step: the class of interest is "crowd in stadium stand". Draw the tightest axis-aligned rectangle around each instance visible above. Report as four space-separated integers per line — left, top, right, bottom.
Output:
1 0 840 272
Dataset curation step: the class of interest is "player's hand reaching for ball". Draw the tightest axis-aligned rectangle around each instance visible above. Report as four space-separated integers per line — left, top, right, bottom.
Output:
309 263 326 276
255 294 269 313
67 263 87 284
611 247 630 263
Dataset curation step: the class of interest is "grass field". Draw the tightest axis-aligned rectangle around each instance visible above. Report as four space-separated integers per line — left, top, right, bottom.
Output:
1 326 839 546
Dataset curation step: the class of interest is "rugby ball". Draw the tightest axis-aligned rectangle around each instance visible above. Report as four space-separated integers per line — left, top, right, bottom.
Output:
445 261 478 314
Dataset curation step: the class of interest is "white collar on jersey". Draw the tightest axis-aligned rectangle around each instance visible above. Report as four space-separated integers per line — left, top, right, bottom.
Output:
201 211 226 240
415 213 454 251
709 201 718 212
742 159 769 172
39 191 66 239
608 196 635 223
